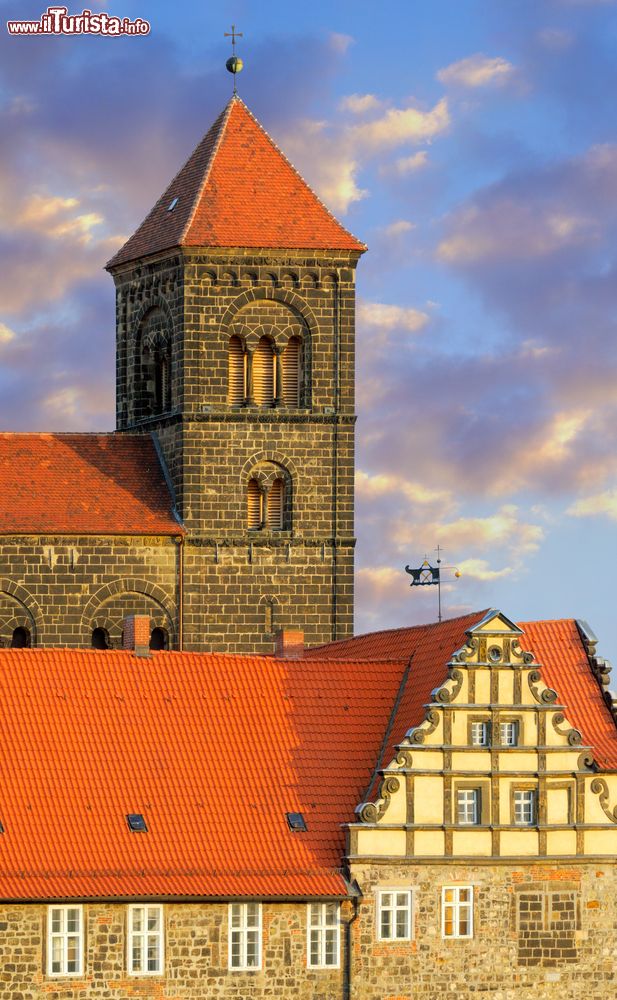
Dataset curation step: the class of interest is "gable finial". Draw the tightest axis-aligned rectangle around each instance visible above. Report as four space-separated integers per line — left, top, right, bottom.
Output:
225 24 244 95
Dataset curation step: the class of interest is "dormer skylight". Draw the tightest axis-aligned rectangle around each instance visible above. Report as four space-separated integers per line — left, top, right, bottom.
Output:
126 813 148 832
286 811 307 832
167 197 179 212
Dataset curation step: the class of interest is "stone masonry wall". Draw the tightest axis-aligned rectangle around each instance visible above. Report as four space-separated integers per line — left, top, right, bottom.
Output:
350 861 617 999
0 536 178 648
0 901 345 999
109 249 360 651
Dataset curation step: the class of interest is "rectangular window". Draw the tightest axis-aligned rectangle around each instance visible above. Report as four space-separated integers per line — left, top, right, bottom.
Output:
377 889 412 940
229 902 262 970
470 721 489 746
456 788 480 825
442 886 473 938
500 721 519 746
128 905 164 975
47 905 83 976
514 789 536 825
307 902 339 967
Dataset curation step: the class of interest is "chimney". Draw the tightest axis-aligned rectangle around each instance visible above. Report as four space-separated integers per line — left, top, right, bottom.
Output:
123 615 151 657
275 628 304 660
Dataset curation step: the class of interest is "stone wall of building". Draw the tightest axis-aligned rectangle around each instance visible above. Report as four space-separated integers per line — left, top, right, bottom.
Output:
0 901 345 998
0 536 178 648
109 249 360 651
350 860 617 999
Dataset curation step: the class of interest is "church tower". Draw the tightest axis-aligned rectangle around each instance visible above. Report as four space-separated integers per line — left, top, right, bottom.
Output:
106 96 366 652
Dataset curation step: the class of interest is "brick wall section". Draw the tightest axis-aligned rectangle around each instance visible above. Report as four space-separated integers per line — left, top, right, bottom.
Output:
350 861 617 998
122 614 151 651
109 248 360 652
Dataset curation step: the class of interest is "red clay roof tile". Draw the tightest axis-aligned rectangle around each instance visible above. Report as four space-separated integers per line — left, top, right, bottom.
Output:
107 97 366 268
0 433 180 535
310 611 617 771
0 649 406 899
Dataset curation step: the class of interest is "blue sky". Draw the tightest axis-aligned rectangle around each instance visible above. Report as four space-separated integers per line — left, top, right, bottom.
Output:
2 0 617 657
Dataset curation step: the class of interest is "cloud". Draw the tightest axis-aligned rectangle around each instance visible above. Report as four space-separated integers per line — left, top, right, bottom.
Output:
17 194 103 243
339 93 382 114
435 506 544 555
437 204 596 262
379 220 415 237
536 28 575 50
456 558 514 581
357 301 430 333
387 151 429 176
437 54 516 89
568 490 617 520
329 33 354 53
356 470 453 507
349 98 450 152
0 323 16 344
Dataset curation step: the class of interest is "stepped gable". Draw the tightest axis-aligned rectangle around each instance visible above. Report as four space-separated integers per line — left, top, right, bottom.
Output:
309 611 617 770
0 648 406 900
107 96 366 269
0 433 180 535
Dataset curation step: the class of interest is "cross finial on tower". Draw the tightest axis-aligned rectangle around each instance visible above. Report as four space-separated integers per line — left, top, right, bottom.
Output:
225 25 244 94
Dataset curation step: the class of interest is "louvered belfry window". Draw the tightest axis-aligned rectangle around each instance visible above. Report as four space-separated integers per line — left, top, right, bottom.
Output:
154 352 170 414
253 336 275 406
266 478 284 530
228 335 246 404
282 336 301 406
247 479 262 530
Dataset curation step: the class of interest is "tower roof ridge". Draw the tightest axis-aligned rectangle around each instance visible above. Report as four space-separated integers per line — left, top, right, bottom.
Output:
107 98 366 269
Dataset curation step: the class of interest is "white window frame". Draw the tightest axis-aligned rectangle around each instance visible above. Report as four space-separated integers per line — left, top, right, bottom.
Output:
514 788 536 825
376 888 413 941
470 721 489 747
307 901 340 967
228 902 262 971
500 721 519 746
47 904 84 977
127 904 164 976
442 886 474 939
457 788 480 825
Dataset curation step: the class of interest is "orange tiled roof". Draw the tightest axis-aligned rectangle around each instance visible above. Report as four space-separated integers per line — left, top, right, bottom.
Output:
0 648 406 900
522 619 617 770
0 433 180 535
107 97 366 268
310 611 617 771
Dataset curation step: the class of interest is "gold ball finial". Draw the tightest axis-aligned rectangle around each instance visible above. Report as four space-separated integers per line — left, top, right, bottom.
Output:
224 25 244 93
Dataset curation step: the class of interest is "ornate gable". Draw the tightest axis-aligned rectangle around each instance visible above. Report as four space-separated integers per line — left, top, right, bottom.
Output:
351 610 617 861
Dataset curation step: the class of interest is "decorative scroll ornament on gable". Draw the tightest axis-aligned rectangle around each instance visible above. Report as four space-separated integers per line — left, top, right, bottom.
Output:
356 775 401 824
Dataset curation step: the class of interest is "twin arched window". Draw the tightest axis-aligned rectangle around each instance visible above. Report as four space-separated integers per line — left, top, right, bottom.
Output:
228 336 302 407
247 477 286 531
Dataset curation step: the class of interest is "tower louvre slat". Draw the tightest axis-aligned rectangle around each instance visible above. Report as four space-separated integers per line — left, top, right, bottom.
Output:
282 337 300 406
253 337 275 406
228 336 245 404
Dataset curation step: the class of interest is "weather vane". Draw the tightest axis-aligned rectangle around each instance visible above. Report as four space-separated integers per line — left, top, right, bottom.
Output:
405 545 461 623
225 25 244 94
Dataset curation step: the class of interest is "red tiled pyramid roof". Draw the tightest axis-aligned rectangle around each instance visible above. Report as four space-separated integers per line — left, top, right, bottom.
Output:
0 649 406 900
107 96 366 268
0 433 180 535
